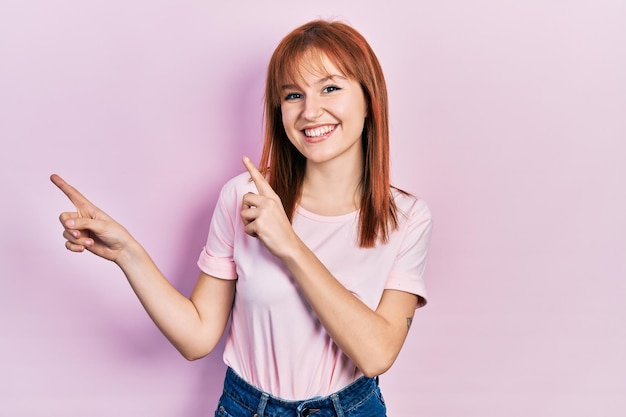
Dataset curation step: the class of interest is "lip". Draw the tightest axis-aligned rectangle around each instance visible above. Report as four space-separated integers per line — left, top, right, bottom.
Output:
302 124 337 144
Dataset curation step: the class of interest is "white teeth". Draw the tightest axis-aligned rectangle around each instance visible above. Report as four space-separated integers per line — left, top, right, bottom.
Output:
304 125 335 137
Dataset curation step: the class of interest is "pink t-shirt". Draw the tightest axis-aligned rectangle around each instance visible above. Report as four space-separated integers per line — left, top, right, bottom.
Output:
197 172 432 400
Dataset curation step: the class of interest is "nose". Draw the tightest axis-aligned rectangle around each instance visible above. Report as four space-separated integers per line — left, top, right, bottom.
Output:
302 95 323 121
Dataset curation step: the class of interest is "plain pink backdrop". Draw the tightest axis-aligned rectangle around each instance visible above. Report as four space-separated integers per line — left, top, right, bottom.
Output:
1 1 625 416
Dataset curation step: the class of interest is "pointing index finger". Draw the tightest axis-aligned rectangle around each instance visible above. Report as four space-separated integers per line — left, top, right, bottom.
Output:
242 156 274 196
50 173 93 208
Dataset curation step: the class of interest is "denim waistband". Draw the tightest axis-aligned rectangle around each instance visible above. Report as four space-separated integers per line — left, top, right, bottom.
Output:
219 367 381 417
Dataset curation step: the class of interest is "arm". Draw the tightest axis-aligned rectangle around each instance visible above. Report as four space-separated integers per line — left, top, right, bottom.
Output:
50 174 234 360
240 158 421 377
282 246 418 377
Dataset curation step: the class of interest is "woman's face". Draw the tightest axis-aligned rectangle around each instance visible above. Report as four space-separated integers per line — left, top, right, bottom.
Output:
279 54 367 168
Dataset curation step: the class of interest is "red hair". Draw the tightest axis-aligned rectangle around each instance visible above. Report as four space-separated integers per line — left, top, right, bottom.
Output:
259 19 398 248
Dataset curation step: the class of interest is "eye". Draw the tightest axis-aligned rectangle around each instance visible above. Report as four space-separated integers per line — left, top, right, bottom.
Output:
322 85 342 94
284 92 302 101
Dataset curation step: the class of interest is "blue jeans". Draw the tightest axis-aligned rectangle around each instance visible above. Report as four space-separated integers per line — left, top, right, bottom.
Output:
215 367 387 417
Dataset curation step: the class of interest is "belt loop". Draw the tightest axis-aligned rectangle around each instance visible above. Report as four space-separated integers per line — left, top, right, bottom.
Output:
331 393 345 417
256 392 269 417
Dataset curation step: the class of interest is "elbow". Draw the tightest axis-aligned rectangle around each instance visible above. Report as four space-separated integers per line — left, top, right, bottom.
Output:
175 328 226 361
182 351 207 361
360 362 392 379
358 353 397 379
177 343 215 362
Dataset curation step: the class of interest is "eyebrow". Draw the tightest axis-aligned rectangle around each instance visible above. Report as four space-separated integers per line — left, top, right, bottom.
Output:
280 74 347 90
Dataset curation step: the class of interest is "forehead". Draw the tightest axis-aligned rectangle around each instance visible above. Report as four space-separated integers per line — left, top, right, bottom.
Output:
280 50 347 86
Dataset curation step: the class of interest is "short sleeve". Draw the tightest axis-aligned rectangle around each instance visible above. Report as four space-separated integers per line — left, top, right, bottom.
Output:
197 180 239 280
385 199 433 308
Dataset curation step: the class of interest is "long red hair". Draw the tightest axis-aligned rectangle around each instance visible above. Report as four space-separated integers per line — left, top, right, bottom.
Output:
259 19 398 248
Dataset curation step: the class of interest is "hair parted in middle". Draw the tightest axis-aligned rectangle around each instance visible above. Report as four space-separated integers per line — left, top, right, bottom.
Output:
259 19 399 248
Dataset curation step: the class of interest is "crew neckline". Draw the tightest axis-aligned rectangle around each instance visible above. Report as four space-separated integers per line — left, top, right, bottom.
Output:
295 205 358 223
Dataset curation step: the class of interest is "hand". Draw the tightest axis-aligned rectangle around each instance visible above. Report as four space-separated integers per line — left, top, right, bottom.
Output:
240 156 299 258
50 174 133 263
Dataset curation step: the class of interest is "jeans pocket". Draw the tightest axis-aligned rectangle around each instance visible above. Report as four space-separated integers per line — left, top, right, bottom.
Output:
345 389 387 417
374 386 386 407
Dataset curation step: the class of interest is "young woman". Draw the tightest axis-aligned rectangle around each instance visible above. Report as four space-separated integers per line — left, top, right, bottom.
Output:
52 19 432 417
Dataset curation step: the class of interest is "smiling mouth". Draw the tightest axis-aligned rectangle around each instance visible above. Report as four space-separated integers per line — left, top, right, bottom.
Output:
303 125 336 138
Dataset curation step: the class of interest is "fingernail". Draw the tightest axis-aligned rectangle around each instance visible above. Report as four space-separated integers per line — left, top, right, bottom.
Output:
85 239 93 247
72 231 79 238
65 219 75 227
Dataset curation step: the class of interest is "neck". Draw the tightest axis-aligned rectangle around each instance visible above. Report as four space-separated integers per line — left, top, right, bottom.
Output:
300 152 364 216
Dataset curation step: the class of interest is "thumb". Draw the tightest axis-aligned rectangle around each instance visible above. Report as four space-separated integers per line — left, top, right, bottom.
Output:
62 216 107 235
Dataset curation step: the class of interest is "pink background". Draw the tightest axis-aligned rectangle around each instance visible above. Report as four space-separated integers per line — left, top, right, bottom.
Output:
2 1 625 416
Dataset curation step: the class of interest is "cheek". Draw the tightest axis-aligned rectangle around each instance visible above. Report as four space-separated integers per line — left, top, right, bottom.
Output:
280 111 300 144
281 115 298 140
280 119 292 139
343 105 367 132
280 104 297 126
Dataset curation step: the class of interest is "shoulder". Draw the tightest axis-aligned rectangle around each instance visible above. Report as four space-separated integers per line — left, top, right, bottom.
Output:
391 188 432 224
219 172 257 199
212 172 257 216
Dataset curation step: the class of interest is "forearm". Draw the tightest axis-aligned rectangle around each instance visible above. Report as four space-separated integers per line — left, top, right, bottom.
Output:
114 242 222 360
281 238 414 377
51 174 231 359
